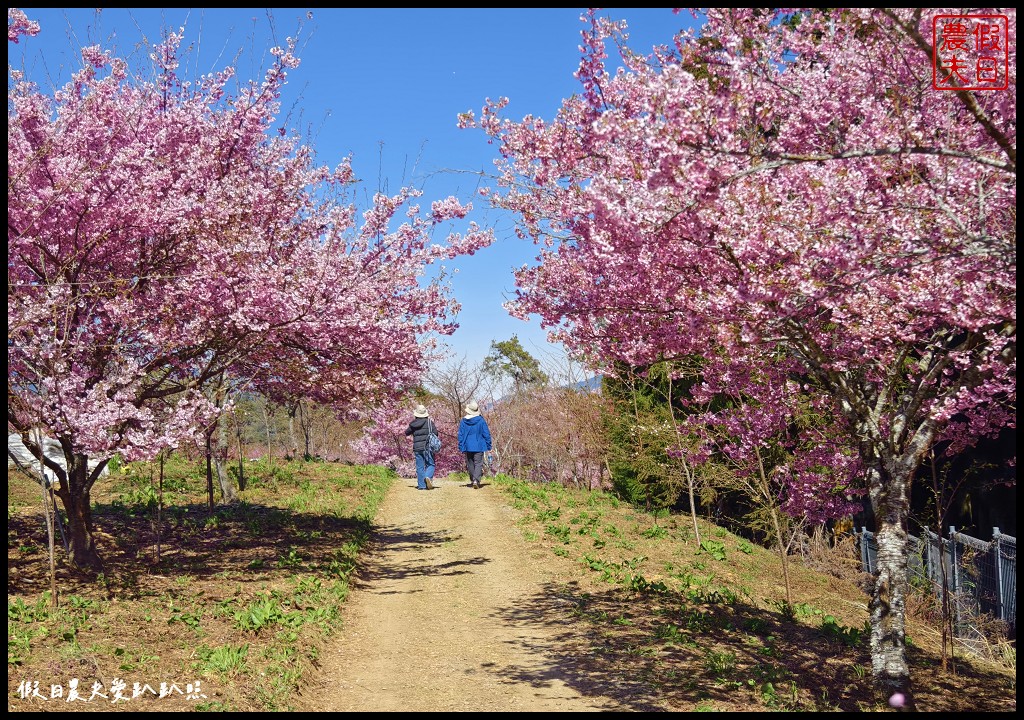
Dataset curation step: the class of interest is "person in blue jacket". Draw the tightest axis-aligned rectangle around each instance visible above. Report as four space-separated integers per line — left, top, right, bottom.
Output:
457 400 492 489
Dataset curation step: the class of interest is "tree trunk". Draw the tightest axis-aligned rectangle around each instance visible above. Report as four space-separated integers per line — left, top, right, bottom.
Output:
287 404 299 460
685 464 701 547
769 505 794 609
215 457 236 502
868 462 916 710
206 432 214 509
298 400 313 460
156 452 164 563
53 458 103 572
236 416 247 491
216 414 238 502
35 429 59 605
666 378 701 547
262 402 274 466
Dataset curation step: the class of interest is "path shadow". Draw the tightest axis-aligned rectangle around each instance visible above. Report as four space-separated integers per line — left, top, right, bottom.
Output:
473 581 1011 712
7 500 372 597
347 522 490 591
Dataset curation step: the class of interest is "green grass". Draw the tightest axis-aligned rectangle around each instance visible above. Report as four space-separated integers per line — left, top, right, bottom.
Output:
481 474 906 711
8 462 1015 712
7 458 394 712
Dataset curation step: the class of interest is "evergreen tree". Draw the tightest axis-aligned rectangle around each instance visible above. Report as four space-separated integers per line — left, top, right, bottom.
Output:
483 336 549 394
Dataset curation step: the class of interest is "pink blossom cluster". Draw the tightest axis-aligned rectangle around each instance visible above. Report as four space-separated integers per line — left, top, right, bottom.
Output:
466 11 1015 691
7 8 39 43
465 8 1016 524
8 15 495 468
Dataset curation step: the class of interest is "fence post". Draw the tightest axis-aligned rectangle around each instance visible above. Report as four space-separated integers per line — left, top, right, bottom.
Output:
993 527 1003 624
949 526 959 630
929 528 946 607
860 526 869 573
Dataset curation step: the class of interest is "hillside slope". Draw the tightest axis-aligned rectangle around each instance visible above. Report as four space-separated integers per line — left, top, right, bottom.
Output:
7 464 1016 712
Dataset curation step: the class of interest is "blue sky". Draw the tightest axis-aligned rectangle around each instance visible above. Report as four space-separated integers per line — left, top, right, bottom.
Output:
9 7 700 373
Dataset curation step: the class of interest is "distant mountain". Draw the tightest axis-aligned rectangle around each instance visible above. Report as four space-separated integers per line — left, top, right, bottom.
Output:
572 375 602 393
482 375 603 411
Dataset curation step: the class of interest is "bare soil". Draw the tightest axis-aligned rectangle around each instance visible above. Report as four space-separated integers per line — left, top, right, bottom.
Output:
311 476 643 712
304 475 1016 713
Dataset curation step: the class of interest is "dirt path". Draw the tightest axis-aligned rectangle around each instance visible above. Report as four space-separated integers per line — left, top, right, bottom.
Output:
311 476 651 712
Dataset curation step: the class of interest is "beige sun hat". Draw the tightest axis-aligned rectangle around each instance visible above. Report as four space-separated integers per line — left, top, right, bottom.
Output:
464 400 480 418
413 404 428 418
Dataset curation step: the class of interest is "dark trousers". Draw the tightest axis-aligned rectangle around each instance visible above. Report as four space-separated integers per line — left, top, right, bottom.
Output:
464 451 484 485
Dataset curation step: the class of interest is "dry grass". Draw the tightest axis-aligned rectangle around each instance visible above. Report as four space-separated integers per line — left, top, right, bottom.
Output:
496 478 1017 711
8 458 391 712
7 460 1017 712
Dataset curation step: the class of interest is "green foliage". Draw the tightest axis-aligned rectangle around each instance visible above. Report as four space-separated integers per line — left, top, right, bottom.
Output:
194 700 231 711
535 506 561 522
743 616 771 635
627 574 671 594
106 454 124 474
247 460 296 488
169 607 204 631
8 595 54 666
820 616 868 648
8 627 38 666
324 548 358 580
571 511 602 539
233 595 288 633
601 360 718 518
8 596 50 624
195 643 249 675
545 524 572 543
766 598 797 620
113 646 159 671
792 602 821 618
712 587 739 605
482 335 548 390
703 649 737 677
117 482 159 511
757 637 782 659
655 622 685 644
756 677 801 710
581 554 621 583
642 523 670 539
699 539 727 561
277 546 305 569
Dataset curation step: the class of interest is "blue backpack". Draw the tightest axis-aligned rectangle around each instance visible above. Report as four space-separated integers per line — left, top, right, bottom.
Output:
427 419 442 453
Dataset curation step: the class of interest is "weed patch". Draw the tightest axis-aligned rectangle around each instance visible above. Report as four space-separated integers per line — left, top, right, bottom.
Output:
7 460 392 712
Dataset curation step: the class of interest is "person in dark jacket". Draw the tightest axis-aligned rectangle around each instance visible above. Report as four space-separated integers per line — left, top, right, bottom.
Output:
457 400 492 489
404 404 436 490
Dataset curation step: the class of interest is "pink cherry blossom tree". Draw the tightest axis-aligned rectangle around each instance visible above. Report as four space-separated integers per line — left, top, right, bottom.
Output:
684 357 864 608
352 399 464 480
462 7 1015 705
8 11 492 571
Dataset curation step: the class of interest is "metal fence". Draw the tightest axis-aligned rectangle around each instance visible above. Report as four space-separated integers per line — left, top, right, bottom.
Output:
856 526 1016 643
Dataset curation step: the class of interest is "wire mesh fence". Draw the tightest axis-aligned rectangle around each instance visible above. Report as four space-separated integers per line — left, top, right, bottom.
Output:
856 526 1016 646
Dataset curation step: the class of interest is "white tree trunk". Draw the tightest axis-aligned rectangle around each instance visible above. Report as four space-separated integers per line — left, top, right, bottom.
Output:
867 460 916 709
